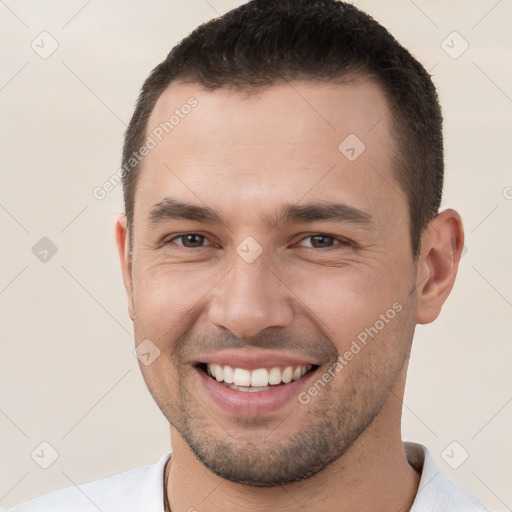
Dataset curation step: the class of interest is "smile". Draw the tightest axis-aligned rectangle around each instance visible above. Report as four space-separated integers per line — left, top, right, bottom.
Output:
203 363 315 392
196 360 321 417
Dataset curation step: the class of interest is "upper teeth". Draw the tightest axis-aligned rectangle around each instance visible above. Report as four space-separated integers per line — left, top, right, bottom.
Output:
206 363 310 387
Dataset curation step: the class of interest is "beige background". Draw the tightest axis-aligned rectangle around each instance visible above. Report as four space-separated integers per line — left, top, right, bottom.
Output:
1 0 511 510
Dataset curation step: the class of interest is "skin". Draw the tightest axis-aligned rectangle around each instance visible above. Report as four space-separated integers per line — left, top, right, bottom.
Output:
116 78 464 512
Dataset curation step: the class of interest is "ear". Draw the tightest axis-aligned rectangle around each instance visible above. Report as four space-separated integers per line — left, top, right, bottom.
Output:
415 209 465 324
115 215 135 321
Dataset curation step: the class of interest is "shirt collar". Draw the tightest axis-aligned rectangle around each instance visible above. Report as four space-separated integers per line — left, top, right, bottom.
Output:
147 443 487 511
405 442 488 511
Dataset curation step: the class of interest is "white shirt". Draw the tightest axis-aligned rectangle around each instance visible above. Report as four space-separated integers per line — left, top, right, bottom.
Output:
6 442 488 511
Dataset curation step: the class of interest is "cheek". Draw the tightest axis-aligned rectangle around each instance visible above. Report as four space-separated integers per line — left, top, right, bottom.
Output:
131 261 221 339
290 263 407 349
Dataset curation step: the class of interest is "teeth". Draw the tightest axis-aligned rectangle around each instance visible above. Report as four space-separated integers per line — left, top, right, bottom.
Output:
251 368 269 387
292 367 302 381
223 365 234 384
268 367 282 385
206 363 312 388
232 368 251 386
281 366 293 384
214 364 223 382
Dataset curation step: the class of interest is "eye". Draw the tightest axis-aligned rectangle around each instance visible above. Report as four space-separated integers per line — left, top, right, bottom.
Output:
296 234 351 250
163 233 351 251
166 233 214 248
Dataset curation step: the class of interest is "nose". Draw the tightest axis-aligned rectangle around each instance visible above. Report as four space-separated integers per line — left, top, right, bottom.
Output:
207 253 295 338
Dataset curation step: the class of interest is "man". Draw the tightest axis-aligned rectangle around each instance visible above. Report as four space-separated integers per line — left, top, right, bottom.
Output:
8 0 488 511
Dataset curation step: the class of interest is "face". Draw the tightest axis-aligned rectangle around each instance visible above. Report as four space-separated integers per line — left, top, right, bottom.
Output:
118 79 420 485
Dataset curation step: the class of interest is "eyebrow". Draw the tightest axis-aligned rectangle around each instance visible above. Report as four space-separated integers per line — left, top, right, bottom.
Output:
147 197 373 229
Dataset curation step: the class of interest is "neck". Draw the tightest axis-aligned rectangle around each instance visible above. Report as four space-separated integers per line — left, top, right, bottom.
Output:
166 386 420 512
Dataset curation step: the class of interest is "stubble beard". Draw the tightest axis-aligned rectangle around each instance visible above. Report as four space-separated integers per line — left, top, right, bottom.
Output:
166 344 410 486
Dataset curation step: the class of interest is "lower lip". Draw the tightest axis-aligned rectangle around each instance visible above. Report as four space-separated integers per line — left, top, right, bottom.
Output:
196 367 316 416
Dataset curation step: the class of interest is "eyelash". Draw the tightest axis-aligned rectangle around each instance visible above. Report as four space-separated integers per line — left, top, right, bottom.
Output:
164 233 352 251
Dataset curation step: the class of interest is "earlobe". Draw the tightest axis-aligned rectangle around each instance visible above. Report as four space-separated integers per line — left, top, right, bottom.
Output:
115 215 135 321
415 209 465 325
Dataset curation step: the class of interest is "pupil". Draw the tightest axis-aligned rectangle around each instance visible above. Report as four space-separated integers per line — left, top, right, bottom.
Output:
312 235 332 248
184 234 203 247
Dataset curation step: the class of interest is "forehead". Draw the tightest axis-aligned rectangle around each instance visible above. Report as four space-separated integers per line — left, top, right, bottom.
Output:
136 78 403 230
149 77 391 149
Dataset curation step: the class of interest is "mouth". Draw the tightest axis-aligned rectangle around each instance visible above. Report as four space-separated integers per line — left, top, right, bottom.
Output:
197 362 319 392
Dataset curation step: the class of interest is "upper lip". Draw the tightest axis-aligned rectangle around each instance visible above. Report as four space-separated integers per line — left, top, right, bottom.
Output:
196 350 321 371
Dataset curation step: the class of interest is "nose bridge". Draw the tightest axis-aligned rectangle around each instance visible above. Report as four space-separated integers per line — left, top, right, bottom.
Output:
208 248 294 338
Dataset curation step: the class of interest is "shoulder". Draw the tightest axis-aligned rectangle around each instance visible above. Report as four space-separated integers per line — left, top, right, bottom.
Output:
5 452 171 512
405 442 489 512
